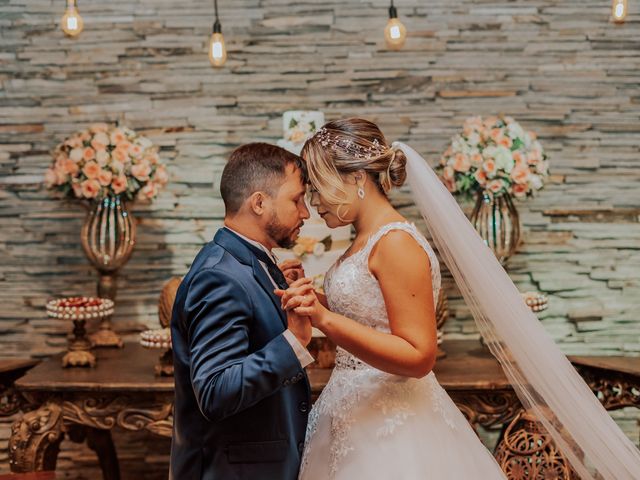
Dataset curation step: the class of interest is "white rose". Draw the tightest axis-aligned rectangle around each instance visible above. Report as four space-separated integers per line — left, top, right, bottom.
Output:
313 242 326 256
507 123 524 141
530 174 543 190
452 135 465 153
94 132 110 146
69 148 83 162
96 150 110 166
467 132 480 147
494 146 515 172
483 145 497 160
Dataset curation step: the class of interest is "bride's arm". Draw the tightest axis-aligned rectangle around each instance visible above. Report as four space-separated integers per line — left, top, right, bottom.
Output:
280 231 438 378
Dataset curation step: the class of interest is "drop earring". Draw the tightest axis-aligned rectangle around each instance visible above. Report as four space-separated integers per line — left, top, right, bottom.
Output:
357 187 365 199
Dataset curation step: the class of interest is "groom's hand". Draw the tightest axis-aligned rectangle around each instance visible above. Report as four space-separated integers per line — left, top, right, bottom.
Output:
285 309 312 347
279 259 305 285
275 278 313 346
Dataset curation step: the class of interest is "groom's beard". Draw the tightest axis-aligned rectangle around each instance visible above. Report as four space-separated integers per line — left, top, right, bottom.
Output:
266 212 301 249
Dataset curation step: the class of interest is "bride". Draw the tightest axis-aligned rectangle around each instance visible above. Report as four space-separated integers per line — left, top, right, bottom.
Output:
277 118 640 479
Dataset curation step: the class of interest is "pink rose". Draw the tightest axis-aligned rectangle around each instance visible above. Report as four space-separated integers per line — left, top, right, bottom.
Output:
498 136 512 149
91 138 106 152
443 178 456 193
128 144 143 158
145 152 159 165
131 162 151 181
489 128 503 144
112 148 129 164
110 129 126 145
510 166 530 185
82 161 100 180
82 147 96 162
453 153 471 173
98 169 113 187
62 159 79 175
487 179 504 194
66 136 82 149
512 183 529 198
442 165 455 181
154 165 169 185
138 182 158 201
44 168 58 188
513 151 526 167
112 175 128 194
470 153 483 166
72 182 83 198
482 159 497 177
81 179 101 199
474 169 487 186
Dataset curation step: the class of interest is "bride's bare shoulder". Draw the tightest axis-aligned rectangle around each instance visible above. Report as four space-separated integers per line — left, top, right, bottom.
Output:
368 225 432 277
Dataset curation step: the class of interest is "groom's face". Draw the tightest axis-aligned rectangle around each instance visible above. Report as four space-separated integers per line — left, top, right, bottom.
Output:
264 164 310 249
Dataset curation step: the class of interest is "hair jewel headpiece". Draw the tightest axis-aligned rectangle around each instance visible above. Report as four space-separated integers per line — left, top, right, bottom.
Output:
315 127 387 160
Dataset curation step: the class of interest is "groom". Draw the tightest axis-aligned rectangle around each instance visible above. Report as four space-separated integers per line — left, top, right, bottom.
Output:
170 143 314 479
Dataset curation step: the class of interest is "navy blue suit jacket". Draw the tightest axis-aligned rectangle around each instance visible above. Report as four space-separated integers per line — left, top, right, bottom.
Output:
170 228 311 480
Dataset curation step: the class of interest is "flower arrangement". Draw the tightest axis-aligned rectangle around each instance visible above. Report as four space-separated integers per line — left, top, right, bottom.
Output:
44 123 168 202
436 116 549 199
292 235 332 258
285 116 319 144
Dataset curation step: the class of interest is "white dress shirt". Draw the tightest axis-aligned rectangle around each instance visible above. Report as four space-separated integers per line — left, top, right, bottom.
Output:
224 227 314 368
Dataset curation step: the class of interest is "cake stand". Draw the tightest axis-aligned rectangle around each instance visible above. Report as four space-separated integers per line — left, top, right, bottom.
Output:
46 296 114 368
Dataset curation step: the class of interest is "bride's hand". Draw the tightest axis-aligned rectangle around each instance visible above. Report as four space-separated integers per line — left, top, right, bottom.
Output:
274 278 327 327
278 259 305 285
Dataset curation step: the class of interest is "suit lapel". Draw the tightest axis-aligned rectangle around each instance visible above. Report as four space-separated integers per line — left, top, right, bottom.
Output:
214 228 287 329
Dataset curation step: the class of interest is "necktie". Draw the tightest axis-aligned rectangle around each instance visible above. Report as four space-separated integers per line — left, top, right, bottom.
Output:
242 241 289 290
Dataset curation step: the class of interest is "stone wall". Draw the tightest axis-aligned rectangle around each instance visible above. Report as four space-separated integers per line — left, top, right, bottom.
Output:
1 0 639 476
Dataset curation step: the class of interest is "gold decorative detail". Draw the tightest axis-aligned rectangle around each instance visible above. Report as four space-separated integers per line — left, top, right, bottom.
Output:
494 410 579 480
62 349 96 368
81 195 135 347
90 325 124 348
575 365 640 410
9 403 64 472
1 385 23 417
60 396 172 436
470 191 521 264
450 390 521 430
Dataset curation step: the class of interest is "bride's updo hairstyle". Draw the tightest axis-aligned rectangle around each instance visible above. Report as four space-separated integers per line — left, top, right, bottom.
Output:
301 118 407 208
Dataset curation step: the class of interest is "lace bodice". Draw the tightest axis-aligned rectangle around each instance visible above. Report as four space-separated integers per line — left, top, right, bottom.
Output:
323 222 441 371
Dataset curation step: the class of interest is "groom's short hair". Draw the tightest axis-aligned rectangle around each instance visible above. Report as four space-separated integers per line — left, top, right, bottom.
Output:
220 142 306 215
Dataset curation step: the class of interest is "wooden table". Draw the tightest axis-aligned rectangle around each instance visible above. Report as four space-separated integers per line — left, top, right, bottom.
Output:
8 346 172 479
7 341 639 479
0 359 40 418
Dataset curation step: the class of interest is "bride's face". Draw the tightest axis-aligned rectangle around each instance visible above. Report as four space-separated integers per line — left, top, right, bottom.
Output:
308 175 359 228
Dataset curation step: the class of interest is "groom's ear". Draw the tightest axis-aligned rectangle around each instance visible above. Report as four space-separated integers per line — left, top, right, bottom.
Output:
248 191 268 216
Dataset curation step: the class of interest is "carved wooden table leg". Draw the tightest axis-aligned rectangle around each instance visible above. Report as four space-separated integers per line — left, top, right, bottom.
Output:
87 427 121 480
494 409 579 480
8 402 64 473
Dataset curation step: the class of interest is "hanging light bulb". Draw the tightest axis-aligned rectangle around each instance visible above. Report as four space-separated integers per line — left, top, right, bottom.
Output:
611 0 628 23
384 0 407 50
60 0 84 37
208 0 227 67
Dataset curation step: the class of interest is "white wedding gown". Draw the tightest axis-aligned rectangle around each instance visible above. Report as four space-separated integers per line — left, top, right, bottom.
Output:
299 222 506 480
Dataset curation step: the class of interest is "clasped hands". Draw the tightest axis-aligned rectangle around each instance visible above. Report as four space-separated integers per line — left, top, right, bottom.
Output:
276 260 328 343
